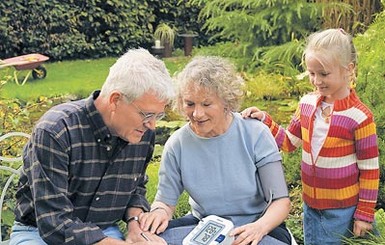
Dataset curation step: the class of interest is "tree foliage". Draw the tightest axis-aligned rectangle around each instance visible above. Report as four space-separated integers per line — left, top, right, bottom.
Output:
316 0 383 34
192 1 334 50
191 0 381 74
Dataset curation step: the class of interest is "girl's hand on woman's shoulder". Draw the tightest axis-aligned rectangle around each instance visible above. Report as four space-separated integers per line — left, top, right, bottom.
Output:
240 106 264 121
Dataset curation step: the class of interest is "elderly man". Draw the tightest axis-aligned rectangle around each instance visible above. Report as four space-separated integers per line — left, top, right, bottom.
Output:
10 49 174 245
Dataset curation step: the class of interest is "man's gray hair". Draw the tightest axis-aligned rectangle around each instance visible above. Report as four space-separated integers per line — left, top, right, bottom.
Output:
100 48 175 102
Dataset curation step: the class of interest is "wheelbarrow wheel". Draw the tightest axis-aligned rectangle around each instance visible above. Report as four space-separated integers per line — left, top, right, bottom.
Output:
32 65 47 79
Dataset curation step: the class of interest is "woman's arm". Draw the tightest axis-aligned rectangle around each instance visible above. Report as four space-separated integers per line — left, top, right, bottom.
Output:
230 161 291 245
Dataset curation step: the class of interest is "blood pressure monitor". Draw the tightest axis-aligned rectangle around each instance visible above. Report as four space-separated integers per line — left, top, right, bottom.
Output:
183 215 234 245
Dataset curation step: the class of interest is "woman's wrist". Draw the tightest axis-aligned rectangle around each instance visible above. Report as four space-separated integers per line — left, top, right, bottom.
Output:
150 206 167 214
150 202 173 219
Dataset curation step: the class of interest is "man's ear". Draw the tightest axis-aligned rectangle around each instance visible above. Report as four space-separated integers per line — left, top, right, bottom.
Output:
109 92 122 110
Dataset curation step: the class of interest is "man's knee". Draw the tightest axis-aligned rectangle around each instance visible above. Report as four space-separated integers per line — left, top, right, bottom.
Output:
9 222 47 245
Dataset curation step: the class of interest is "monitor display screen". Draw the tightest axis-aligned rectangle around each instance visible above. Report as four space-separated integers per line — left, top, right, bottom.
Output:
192 221 224 245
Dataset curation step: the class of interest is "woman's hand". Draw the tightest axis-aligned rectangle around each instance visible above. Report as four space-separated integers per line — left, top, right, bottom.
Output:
230 198 291 245
139 208 170 234
230 221 268 245
240 107 264 120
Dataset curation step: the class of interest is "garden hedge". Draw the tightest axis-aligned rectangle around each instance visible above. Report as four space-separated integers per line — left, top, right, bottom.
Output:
0 0 209 61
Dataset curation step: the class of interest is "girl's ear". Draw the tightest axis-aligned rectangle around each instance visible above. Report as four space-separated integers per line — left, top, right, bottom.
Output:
347 63 357 89
347 62 355 74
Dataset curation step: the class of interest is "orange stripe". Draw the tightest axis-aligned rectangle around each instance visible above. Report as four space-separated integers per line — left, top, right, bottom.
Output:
359 178 379 189
356 123 376 140
323 137 352 148
302 183 359 199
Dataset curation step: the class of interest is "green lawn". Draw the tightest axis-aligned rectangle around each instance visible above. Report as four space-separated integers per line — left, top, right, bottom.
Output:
146 160 190 218
0 56 191 101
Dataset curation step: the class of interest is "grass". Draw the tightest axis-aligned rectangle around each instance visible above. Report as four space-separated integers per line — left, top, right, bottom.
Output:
0 58 113 100
146 159 191 218
0 56 191 101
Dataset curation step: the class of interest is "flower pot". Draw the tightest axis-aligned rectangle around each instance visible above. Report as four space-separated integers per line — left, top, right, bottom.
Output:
163 41 172 58
179 33 198 56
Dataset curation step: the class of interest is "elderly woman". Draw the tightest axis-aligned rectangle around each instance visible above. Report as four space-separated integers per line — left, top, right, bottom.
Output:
139 56 292 245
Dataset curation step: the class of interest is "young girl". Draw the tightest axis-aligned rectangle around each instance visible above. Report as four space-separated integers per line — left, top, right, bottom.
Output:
242 28 379 244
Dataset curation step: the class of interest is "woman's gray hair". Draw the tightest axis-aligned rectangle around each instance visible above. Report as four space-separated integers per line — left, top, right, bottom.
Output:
100 48 175 103
175 56 244 113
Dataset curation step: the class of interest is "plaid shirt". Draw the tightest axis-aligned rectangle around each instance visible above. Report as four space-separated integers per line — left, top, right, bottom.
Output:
14 91 153 245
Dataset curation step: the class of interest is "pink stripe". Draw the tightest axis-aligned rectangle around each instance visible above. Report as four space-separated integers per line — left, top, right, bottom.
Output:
360 189 378 200
356 134 377 149
301 103 314 117
301 162 358 179
332 115 359 128
276 129 286 148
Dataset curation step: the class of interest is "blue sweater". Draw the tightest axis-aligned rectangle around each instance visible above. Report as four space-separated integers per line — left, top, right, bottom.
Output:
155 113 288 226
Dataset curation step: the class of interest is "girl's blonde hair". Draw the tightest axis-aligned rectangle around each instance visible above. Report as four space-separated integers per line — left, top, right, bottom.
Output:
303 28 357 84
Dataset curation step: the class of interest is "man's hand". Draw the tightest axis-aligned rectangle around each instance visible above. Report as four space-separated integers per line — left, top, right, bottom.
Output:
128 242 166 245
96 237 131 245
96 236 166 245
126 231 167 244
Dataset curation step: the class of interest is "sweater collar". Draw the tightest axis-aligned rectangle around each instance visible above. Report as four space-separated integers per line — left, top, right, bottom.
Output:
317 89 360 111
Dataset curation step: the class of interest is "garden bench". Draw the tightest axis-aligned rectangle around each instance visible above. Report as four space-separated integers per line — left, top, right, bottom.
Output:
0 132 30 245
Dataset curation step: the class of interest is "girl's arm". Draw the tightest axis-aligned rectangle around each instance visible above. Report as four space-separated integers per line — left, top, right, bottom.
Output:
242 106 303 152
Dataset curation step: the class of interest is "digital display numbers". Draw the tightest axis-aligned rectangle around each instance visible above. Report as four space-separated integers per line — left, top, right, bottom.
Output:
192 221 224 245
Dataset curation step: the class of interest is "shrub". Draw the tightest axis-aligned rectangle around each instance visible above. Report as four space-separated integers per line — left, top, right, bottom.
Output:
354 6 385 210
190 0 360 71
0 0 211 60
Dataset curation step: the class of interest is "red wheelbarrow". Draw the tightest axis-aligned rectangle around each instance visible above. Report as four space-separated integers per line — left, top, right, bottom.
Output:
0 53 49 85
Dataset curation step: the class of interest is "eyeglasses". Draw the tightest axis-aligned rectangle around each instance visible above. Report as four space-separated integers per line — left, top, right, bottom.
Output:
131 102 165 123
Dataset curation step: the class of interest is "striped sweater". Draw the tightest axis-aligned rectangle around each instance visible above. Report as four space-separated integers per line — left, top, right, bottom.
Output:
262 90 379 222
